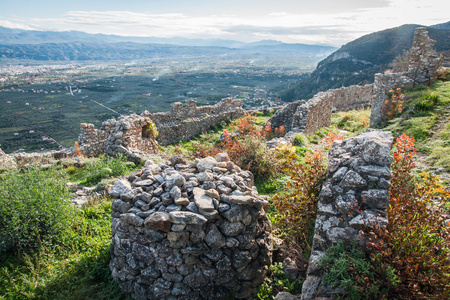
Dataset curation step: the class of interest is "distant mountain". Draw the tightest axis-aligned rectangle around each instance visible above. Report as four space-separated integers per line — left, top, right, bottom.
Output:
430 21 450 30
281 23 450 101
0 26 336 62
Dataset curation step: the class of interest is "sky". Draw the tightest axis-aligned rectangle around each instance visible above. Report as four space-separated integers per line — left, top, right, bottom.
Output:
0 0 449 46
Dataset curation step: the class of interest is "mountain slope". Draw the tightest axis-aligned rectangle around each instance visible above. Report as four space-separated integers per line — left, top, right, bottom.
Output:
281 24 450 101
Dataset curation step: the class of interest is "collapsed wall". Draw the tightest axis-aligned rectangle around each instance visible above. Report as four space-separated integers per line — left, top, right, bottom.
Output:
370 27 441 126
78 113 159 162
109 154 273 299
268 84 373 135
301 129 393 300
146 98 245 145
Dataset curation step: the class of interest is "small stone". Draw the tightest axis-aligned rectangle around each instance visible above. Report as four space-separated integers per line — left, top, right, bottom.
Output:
120 213 144 227
215 152 229 162
169 211 208 225
175 198 190 205
170 186 182 200
339 170 367 189
205 224 226 249
229 195 253 205
193 187 215 211
134 179 154 186
204 189 220 199
197 171 214 183
144 212 171 232
197 156 217 172
112 199 131 213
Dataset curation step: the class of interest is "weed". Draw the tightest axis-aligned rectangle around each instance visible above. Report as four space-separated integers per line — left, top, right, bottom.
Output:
256 262 302 299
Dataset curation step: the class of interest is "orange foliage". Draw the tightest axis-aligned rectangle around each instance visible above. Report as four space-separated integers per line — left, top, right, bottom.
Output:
322 131 344 149
74 141 83 157
382 88 405 121
273 150 327 249
365 133 450 298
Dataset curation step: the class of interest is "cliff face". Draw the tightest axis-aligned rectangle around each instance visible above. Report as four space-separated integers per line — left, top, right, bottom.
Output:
282 24 450 102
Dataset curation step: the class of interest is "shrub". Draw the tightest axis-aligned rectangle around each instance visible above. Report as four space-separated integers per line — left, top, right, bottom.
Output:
322 131 344 150
0 166 73 253
222 131 281 180
78 155 136 186
256 262 302 299
365 133 450 298
382 88 404 121
273 150 327 251
293 133 309 147
320 241 396 300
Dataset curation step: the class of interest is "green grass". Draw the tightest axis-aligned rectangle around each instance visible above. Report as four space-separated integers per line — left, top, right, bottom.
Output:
382 79 450 171
331 108 371 134
0 157 139 299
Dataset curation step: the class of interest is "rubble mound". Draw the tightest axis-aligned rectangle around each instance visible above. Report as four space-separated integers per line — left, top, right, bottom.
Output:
109 153 273 299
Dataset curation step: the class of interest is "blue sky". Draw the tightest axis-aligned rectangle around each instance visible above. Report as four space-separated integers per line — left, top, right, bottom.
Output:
0 0 448 45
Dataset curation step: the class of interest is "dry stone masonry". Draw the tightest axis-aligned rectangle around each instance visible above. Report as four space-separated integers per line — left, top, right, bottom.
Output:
146 98 245 145
268 84 373 136
109 153 273 299
78 113 159 162
301 129 393 300
370 27 441 126
271 27 441 134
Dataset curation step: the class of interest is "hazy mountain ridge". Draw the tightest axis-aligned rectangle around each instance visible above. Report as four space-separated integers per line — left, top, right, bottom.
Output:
281 23 450 101
0 26 336 61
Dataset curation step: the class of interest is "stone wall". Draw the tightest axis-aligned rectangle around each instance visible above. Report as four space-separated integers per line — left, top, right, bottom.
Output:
145 98 245 145
293 92 334 135
78 113 159 162
331 84 373 111
369 73 414 127
109 154 273 299
301 129 393 300
268 84 372 135
370 27 441 126
0 146 77 170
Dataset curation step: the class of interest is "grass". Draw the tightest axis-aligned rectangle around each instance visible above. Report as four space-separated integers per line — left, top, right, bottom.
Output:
382 79 450 171
0 157 137 300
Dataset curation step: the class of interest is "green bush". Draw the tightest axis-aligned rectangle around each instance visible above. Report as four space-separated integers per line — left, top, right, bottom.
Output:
0 166 73 253
256 262 302 299
293 134 309 147
319 241 396 300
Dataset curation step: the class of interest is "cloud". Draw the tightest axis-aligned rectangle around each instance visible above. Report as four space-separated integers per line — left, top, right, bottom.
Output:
1 0 449 45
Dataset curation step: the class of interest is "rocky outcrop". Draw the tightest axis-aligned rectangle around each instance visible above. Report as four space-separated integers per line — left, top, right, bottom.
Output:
146 98 245 145
301 129 393 300
109 154 273 299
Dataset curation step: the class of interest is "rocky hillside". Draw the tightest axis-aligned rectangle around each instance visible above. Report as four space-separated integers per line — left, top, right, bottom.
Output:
281 23 450 101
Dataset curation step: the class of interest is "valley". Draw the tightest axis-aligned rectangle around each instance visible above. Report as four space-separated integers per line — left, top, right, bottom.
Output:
0 55 316 153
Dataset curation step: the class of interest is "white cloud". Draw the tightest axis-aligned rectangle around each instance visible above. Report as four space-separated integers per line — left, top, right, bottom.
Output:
1 0 448 45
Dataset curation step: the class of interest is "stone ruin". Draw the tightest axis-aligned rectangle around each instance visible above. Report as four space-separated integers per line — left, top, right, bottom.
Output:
78 113 159 162
109 153 273 299
370 27 441 126
268 84 373 137
270 27 442 135
77 98 245 161
146 98 245 145
301 129 393 300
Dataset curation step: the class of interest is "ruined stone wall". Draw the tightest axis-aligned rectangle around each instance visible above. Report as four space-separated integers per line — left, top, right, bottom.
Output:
301 129 393 300
0 146 77 170
370 27 442 126
369 73 414 127
331 84 373 111
293 92 335 135
266 100 306 132
146 98 245 145
78 113 159 162
408 27 441 85
109 154 273 299
268 84 372 136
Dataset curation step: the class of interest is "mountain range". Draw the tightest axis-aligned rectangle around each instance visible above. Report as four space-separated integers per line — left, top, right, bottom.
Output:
281 22 450 101
0 26 336 61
